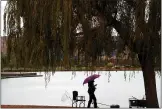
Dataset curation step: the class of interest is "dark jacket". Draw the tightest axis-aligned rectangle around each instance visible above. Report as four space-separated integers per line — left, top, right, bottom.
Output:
88 81 96 94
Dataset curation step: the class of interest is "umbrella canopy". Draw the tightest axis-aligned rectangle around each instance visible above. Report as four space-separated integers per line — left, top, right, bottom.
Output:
83 74 100 85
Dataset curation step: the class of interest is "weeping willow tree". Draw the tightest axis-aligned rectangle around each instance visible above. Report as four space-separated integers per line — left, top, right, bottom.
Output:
4 0 161 107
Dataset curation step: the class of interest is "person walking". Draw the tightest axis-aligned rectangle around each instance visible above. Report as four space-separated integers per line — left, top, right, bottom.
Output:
87 80 98 108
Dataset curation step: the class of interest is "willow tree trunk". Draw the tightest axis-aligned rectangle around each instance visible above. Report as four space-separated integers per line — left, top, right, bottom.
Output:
138 53 159 108
111 17 159 107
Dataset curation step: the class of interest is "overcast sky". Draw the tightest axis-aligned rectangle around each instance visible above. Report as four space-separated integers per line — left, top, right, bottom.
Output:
1 1 7 36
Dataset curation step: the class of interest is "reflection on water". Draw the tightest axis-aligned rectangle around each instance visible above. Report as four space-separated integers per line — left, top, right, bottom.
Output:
1 71 161 108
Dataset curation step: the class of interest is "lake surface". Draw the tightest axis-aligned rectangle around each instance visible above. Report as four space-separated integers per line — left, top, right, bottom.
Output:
1 71 161 108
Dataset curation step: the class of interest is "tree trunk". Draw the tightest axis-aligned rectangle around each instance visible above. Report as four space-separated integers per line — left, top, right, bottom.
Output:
138 53 159 108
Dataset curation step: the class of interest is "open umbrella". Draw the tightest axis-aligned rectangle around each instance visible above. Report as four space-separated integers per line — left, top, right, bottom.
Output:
83 74 100 85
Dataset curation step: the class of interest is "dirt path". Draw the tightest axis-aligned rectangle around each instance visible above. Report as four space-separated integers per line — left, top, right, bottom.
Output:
1 105 72 108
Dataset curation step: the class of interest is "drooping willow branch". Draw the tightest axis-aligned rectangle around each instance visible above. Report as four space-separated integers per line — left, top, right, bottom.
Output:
4 0 160 72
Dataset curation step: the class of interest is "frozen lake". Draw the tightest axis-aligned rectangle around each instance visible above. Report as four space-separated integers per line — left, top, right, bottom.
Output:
1 71 161 108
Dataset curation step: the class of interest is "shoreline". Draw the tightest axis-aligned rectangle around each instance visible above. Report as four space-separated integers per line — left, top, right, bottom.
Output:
1 67 161 75
2 68 161 72
2 67 142 72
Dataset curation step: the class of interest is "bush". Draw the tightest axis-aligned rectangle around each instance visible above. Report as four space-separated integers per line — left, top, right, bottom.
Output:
107 62 114 68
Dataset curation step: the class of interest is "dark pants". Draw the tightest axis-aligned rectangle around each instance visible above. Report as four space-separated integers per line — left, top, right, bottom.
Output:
87 93 97 108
